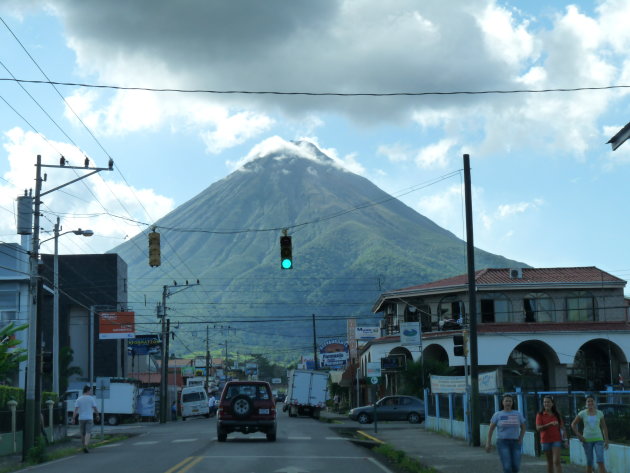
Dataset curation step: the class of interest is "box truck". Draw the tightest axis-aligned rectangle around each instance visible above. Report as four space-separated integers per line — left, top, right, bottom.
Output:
62 377 139 425
285 369 328 419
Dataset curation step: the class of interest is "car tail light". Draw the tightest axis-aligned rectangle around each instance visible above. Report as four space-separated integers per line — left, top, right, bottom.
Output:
217 406 224 418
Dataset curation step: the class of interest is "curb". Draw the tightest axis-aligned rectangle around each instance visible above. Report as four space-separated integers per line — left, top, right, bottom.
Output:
356 430 385 444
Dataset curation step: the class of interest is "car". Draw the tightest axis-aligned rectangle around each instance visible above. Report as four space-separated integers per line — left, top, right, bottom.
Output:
348 395 425 424
275 392 286 403
216 381 277 442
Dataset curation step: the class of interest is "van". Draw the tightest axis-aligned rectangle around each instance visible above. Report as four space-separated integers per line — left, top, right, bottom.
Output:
180 386 210 420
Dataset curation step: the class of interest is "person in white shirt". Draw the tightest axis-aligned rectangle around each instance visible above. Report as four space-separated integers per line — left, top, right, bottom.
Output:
72 386 100 453
208 393 217 416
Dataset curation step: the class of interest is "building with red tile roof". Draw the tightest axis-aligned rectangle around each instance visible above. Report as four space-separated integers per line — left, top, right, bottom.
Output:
358 266 629 395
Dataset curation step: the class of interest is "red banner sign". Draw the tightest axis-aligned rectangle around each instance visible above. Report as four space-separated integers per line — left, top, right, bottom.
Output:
99 311 135 339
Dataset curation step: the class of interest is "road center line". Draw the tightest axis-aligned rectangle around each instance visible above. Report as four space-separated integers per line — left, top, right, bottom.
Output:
172 439 198 443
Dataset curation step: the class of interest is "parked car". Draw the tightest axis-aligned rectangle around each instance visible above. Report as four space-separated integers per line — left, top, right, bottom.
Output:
216 381 277 442
349 395 424 424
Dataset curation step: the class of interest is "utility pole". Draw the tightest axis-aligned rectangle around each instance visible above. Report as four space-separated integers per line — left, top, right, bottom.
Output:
205 325 210 392
22 155 111 456
463 154 480 446
159 280 200 423
312 314 318 370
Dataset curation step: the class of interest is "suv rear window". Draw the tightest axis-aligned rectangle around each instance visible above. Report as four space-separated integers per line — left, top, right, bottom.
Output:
224 384 270 400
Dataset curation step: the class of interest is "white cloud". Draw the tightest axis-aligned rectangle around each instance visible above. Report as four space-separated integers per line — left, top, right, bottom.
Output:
0 128 174 253
415 139 456 169
200 112 274 154
377 143 410 163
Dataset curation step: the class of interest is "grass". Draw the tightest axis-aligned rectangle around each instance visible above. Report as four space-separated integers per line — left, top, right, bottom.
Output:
0 434 129 473
372 443 437 473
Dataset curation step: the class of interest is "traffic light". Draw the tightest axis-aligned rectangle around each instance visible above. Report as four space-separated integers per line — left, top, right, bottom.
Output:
453 334 464 357
453 332 469 357
149 230 161 267
280 235 293 269
42 352 53 374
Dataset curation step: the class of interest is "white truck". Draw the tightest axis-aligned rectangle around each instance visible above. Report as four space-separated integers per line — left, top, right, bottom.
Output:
285 369 328 419
62 377 140 425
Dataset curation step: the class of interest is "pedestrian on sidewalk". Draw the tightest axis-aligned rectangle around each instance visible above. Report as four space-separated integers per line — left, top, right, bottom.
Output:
571 396 609 473
72 385 100 453
485 393 526 473
536 395 566 473
171 401 178 421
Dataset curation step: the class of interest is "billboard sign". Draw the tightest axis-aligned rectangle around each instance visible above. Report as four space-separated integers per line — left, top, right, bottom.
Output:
99 311 135 339
318 338 349 369
128 334 161 355
356 326 380 340
399 322 421 346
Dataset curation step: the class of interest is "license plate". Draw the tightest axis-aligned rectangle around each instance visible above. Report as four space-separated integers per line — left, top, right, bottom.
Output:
259 409 269 414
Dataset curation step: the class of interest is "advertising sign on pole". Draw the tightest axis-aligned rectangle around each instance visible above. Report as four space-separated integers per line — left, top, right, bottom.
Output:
366 361 381 378
128 334 161 355
400 322 421 346
99 311 135 339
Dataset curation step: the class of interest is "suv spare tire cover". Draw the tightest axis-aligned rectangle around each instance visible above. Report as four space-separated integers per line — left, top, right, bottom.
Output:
231 394 253 418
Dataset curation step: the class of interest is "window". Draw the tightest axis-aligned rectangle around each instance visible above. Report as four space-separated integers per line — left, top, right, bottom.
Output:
566 292 596 321
523 294 555 322
479 294 511 323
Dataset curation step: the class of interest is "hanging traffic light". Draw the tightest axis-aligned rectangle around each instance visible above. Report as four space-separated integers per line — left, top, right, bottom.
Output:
149 230 161 267
453 334 464 357
42 352 53 374
280 235 293 269
453 332 468 357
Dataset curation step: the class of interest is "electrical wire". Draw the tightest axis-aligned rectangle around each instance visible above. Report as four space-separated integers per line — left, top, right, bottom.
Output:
2 77 629 97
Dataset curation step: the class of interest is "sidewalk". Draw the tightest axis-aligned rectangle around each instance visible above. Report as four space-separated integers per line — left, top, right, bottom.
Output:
320 410 584 473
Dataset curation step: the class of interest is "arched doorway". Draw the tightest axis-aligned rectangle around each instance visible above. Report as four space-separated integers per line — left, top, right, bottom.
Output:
503 341 558 391
569 339 627 391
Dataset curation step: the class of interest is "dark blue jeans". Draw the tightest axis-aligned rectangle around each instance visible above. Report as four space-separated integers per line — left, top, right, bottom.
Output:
496 439 522 473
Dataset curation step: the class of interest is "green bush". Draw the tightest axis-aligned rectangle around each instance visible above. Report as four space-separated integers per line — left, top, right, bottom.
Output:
0 385 24 409
26 436 48 464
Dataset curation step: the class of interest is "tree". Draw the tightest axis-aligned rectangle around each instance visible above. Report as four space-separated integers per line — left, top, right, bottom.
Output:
398 358 454 398
0 322 28 384
59 347 82 394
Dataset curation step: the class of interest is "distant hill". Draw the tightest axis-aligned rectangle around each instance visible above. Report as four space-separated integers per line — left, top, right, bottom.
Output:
110 140 525 363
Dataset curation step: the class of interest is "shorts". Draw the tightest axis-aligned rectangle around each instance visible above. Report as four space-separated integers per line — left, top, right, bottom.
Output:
79 420 93 436
582 441 605 466
541 441 563 451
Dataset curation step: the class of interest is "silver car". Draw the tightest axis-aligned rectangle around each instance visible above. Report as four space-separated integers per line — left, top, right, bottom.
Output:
349 395 424 424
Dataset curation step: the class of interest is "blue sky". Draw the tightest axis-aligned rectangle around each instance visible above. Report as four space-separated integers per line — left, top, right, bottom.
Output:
1 0 630 289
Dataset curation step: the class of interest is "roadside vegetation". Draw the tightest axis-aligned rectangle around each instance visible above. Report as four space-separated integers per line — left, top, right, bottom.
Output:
372 443 436 473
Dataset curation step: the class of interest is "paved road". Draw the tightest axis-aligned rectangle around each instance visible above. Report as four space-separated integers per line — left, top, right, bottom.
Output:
31 412 393 473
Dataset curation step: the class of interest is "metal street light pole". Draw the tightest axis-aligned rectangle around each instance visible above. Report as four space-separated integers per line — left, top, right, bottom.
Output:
50 217 93 395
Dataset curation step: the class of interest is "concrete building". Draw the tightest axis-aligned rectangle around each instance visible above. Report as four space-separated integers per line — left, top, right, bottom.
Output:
0 242 31 388
39 253 130 390
365 267 630 393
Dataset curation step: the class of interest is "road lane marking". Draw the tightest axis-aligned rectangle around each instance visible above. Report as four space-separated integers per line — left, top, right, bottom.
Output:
172 439 198 443
325 436 346 440
133 441 159 445
367 457 395 473
176 456 203 473
287 436 311 440
164 456 196 473
100 443 122 448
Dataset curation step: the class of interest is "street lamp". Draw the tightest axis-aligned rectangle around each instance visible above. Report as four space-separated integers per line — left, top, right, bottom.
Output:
41 217 94 395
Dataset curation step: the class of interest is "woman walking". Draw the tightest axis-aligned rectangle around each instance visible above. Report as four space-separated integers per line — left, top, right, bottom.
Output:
571 396 609 473
536 395 565 473
486 394 527 473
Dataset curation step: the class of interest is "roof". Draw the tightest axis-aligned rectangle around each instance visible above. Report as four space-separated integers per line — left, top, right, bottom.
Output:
373 266 626 312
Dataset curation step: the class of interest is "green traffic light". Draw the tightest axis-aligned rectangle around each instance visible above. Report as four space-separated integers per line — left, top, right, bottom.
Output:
281 258 293 269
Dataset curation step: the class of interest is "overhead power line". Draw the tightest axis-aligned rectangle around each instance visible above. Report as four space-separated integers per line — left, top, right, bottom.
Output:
1 77 629 97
